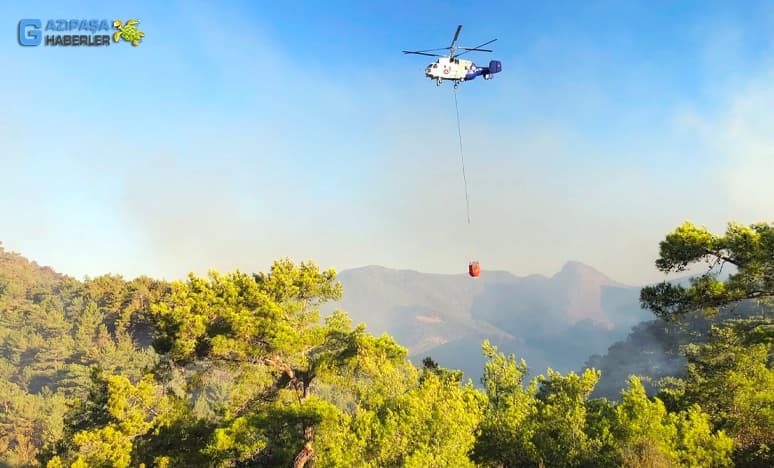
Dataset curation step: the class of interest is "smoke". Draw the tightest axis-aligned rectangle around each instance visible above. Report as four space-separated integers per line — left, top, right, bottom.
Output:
677 71 774 221
1 3 773 286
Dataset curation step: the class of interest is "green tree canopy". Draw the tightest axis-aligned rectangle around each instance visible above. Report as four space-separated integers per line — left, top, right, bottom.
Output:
641 221 774 320
640 219 774 466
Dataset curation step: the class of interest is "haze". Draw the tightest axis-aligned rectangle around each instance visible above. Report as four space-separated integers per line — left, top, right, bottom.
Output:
1 1 772 286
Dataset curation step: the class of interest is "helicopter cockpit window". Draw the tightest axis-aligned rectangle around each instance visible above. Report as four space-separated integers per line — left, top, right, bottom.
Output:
432 64 438 68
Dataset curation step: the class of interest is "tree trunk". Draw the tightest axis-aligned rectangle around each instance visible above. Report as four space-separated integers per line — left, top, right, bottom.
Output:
293 442 313 468
278 363 315 466
293 426 314 468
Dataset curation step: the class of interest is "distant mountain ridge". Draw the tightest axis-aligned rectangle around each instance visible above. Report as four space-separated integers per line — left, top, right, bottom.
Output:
0 242 672 386
325 261 653 383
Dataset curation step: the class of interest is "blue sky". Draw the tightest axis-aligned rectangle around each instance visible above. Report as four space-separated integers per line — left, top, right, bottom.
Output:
1 1 773 284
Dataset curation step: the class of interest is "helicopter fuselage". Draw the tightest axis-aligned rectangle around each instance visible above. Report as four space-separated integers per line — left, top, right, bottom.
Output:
425 56 501 85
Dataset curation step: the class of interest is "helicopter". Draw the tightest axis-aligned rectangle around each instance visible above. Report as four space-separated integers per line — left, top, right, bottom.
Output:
403 25 502 88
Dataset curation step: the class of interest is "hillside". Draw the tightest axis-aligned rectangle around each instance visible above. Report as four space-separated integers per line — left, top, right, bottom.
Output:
2 222 773 467
0 241 65 297
585 297 773 400
0 242 680 390
325 261 653 382
0 244 168 466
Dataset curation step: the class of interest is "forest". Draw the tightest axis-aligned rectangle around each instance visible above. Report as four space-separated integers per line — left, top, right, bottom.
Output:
0 220 772 467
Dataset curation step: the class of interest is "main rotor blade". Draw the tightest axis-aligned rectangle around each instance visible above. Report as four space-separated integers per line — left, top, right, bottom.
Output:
456 38 497 57
463 38 497 50
450 25 462 48
402 51 444 57
457 48 493 52
408 47 451 53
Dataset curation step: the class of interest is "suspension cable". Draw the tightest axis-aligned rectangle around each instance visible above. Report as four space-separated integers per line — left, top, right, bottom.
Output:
453 86 471 225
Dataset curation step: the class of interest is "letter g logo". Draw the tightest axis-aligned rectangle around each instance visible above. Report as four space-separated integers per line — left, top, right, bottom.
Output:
19 19 42 46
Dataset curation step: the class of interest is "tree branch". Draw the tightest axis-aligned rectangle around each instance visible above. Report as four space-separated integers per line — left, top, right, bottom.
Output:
702 248 740 268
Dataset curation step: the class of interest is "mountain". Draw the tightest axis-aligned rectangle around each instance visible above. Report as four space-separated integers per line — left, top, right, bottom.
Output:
325 261 653 383
0 241 675 388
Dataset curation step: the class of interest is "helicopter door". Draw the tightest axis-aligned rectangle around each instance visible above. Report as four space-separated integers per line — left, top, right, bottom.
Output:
451 61 462 78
